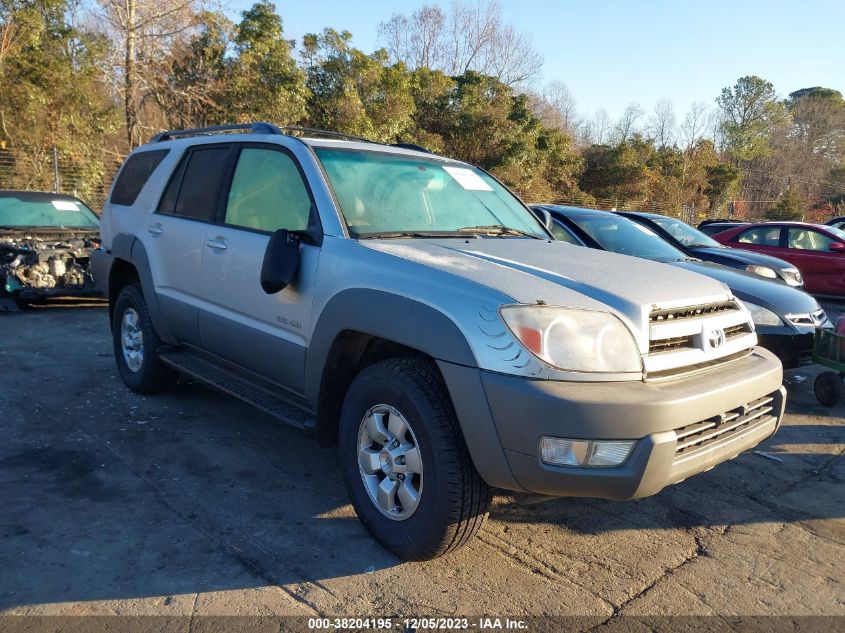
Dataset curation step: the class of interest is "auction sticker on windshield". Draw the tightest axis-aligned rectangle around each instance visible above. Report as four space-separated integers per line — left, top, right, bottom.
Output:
51 200 80 211
442 165 493 191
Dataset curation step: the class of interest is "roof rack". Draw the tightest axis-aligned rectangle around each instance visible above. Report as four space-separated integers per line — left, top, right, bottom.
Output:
277 125 375 144
149 122 282 143
148 122 379 145
390 142 432 153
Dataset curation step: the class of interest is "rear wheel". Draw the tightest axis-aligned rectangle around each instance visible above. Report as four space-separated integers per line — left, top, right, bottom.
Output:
112 283 179 394
339 357 490 560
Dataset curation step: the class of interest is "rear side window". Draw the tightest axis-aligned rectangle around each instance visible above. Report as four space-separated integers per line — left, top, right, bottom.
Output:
737 226 781 246
110 150 169 206
158 146 231 221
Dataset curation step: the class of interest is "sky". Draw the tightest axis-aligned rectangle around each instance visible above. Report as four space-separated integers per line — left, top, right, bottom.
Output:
224 0 845 121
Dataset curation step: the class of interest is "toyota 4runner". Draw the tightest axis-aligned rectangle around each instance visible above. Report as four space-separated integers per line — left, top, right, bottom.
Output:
92 123 786 560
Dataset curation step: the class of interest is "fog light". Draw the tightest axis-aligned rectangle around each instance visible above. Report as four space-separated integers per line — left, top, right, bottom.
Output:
540 437 636 468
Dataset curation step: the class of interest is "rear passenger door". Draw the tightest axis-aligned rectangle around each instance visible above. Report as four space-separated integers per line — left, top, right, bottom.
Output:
145 144 234 345
731 225 784 258
198 144 321 394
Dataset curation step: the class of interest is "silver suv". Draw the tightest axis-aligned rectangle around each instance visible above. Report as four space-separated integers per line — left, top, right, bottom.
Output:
92 123 786 560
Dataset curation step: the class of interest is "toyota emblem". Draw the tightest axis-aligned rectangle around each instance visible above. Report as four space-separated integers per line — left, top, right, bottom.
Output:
707 328 726 350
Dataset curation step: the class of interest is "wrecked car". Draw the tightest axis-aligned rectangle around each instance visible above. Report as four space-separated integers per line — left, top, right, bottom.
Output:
0 190 101 310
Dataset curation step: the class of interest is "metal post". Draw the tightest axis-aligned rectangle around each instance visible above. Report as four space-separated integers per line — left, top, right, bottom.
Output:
52 146 60 193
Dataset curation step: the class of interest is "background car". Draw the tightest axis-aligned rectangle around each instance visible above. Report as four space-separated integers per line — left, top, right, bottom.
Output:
531 205 830 369
825 216 845 231
697 219 747 236
0 190 100 310
617 211 804 287
711 221 845 297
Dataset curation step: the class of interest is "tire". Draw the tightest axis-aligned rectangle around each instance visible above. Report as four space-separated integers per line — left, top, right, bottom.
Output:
339 357 490 560
112 283 179 394
814 371 843 407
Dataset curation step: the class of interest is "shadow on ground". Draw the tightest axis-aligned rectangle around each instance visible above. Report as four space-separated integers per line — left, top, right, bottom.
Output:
0 306 842 611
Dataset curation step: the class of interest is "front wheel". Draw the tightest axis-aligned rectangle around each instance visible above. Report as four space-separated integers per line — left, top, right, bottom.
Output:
339 357 490 560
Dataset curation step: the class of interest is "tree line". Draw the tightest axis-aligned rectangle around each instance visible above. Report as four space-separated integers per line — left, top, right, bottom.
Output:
1 0 843 220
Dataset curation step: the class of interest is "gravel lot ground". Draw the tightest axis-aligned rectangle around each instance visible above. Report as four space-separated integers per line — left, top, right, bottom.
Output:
0 301 843 626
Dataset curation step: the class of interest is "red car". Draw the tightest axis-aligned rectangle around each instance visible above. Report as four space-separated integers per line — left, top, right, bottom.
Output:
712 221 845 296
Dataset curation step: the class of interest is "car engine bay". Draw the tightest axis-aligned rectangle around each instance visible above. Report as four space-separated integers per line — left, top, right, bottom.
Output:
0 232 99 306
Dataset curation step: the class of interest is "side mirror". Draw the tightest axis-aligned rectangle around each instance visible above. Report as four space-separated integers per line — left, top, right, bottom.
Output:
533 207 555 232
261 229 301 294
829 242 845 252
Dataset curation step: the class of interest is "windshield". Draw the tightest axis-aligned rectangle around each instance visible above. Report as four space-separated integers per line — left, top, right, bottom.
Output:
0 194 98 229
650 216 720 248
567 214 687 261
314 148 546 238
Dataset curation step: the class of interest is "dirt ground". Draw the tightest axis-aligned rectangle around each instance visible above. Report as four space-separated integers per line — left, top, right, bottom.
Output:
0 301 842 627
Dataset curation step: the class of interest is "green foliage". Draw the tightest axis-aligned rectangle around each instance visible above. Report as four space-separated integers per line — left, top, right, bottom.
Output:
0 0 119 203
704 162 740 211
717 75 787 162
764 189 805 221
304 28 415 141
225 1 308 124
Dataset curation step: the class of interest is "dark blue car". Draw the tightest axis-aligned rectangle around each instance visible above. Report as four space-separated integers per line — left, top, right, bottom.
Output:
621 211 804 288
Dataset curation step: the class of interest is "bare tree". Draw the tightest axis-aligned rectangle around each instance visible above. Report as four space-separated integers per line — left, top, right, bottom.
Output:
97 0 200 148
648 98 676 148
528 80 579 137
378 0 542 86
587 109 612 145
680 101 714 150
613 101 644 143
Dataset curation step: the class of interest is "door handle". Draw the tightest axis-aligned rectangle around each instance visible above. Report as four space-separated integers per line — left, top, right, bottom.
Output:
148 223 163 236
206 237 228 250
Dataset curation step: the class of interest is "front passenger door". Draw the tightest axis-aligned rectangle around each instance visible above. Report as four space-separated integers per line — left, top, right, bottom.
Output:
198 145 321 395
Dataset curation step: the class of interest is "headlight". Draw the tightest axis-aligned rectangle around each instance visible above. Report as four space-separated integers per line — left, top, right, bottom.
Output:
785 268 803 286
499 305 641 373
743 301 783 327
745 264 777 279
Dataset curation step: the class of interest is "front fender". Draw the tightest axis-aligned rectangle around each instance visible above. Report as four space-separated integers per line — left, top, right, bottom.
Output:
305 288 477 403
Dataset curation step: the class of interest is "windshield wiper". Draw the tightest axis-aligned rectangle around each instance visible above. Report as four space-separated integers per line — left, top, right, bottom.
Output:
359 230 469 239
457 225 543 239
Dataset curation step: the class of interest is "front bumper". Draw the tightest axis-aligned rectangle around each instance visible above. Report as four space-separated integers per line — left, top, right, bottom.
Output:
757 329 814 369
441 347 785 500
89 249 114 299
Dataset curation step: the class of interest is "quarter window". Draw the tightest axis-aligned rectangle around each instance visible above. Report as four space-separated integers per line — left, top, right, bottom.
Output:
110 150 169 206
224 148 312 232
736 226 781 246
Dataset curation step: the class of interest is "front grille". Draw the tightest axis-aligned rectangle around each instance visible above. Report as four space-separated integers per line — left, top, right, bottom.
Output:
650 301 739 323
787 309 828 327
674 395 775 457
724 323 753 339
649 334 694 354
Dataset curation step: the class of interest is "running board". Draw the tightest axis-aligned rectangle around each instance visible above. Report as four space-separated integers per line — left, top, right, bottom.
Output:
159 348 315 431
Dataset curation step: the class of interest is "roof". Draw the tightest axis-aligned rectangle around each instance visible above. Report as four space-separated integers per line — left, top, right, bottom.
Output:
531 204 611 217
0 190 88 204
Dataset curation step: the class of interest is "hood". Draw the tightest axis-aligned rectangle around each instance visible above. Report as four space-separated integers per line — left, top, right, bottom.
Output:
363 238 732 328
690 245 793 270
670 260 818 315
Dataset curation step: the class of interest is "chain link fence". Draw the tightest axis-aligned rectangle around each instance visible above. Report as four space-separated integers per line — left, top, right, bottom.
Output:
0 149 121 213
